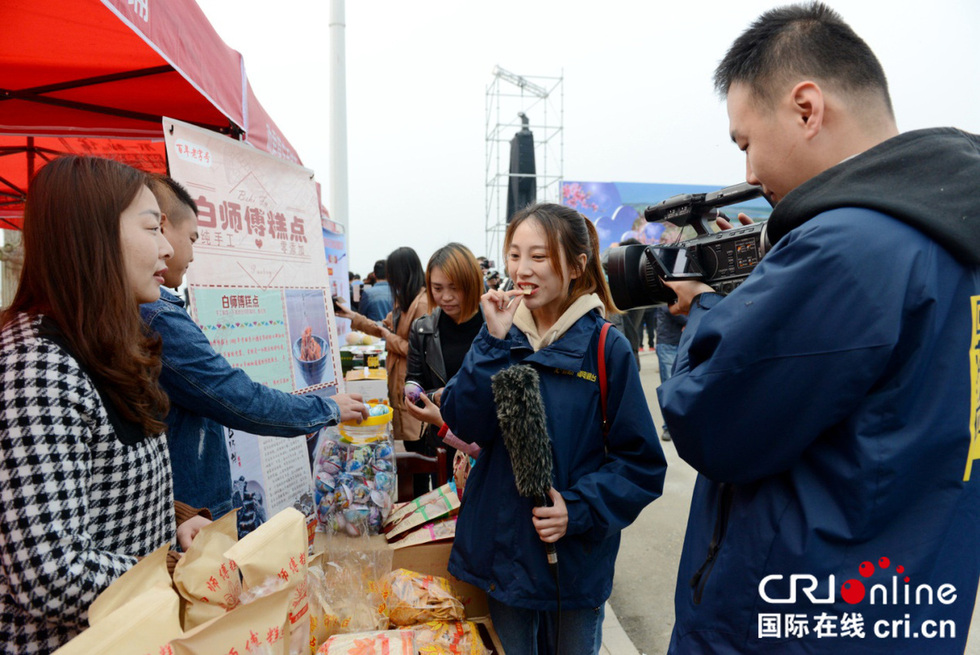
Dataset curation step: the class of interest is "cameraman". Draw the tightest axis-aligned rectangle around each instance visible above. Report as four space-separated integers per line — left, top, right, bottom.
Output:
659 4 980 653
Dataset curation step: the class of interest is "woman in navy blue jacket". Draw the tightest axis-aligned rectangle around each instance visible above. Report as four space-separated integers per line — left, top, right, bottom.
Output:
441 203 667 654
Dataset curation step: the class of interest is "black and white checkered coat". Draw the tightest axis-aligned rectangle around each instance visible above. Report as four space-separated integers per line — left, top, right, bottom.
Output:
0 313 175 654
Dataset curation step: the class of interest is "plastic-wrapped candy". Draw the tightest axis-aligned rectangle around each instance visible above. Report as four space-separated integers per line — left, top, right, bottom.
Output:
315 471 336 495
372 442 394 462
344 459 367 477
320 457 343 477
368 505 384 534
317 502 333 525
368 404 389 417
403 380 424 405
319 438 344 459
342 508 370 537
371 457 394 474
347 446 373 468
370 491 393 530
351 481 372 505
324 512 343 534
372 470 393 493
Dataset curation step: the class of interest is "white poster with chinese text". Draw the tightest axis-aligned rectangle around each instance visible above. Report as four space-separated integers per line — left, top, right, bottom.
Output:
164 118 342 528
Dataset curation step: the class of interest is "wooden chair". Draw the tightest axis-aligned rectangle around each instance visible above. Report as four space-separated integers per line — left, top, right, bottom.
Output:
395 447 447 503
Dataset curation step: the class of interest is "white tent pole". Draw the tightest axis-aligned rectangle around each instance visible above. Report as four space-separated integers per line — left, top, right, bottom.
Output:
328 0 349 228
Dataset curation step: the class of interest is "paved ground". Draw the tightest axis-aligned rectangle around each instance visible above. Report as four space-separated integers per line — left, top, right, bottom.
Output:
601 349 980 655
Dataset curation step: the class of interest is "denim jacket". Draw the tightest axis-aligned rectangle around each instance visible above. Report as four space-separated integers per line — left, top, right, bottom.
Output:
140 289 340 517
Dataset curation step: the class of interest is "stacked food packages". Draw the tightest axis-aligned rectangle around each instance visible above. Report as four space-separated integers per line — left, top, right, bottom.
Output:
313 568 489 655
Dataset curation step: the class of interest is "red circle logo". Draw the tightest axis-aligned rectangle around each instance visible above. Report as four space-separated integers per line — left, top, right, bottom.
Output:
841 579 866 604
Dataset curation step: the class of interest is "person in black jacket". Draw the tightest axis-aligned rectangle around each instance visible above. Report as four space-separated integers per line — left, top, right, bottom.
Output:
404 243 485 491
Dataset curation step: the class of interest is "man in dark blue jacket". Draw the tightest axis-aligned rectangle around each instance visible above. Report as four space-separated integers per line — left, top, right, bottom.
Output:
359 259 393 321
660 4 980 653
140 177 368 520
653 305 686 441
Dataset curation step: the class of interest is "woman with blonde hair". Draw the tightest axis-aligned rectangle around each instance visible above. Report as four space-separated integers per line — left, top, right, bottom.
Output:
403 242 486 492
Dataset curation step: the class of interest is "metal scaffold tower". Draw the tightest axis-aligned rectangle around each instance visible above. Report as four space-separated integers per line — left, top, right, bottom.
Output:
485 66 563 262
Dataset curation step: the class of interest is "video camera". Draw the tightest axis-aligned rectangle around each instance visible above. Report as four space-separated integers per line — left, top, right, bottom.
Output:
606 182 770 309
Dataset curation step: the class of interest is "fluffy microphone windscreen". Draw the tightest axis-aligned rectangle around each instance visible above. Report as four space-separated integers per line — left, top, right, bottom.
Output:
491 364 554 499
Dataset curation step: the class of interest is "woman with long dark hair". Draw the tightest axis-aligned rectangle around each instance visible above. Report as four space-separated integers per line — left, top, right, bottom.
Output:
0 155 209 653
337 246 428 441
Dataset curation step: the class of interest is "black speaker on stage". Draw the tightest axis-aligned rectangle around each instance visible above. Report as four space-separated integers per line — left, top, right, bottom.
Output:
506 112 536 223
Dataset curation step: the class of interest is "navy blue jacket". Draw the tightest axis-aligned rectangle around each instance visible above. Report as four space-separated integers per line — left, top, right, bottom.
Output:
661 128 980 653
359 281 393 322
140 289 340 517
442 310 666 610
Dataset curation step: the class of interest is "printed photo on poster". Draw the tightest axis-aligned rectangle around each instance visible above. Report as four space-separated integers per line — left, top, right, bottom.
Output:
226 425 315 535
285 289 334 390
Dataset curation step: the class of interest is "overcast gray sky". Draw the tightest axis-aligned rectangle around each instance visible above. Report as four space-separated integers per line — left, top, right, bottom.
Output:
195 0 980 276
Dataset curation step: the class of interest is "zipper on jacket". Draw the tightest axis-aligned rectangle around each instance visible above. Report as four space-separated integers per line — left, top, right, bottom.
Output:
690 483 734 605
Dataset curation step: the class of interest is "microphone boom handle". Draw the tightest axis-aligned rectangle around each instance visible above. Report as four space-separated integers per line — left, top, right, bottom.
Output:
534 493 559 570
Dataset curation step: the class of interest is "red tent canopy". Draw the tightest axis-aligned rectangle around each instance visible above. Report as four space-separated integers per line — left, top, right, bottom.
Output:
0 0 301 229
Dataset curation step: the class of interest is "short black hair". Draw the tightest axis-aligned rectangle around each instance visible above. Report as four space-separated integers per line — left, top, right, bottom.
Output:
714 2 892 116
373 259 387 279
148 174 198 222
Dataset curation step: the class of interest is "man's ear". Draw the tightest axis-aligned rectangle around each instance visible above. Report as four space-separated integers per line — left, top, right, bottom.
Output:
790 81 824 139
159 213 172 233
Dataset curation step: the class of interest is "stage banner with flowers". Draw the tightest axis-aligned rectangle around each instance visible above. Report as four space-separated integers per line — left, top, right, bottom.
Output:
164 118 341 531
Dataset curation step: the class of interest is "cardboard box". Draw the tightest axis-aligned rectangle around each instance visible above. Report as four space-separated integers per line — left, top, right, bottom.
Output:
345 368 388 404
313 535 504 653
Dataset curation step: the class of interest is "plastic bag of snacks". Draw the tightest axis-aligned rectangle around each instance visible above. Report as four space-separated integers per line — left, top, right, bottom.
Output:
313 409 396 537
412 621 490 655
307 536 393 652
316 630 414 654
381 569 465 627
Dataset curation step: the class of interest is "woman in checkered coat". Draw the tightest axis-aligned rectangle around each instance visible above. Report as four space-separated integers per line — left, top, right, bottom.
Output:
0 156 193 653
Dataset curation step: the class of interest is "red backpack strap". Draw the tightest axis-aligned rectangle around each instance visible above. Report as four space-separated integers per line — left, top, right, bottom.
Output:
598 322 612 439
